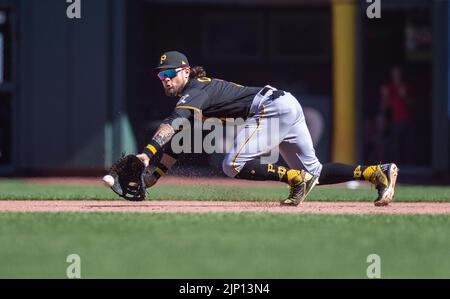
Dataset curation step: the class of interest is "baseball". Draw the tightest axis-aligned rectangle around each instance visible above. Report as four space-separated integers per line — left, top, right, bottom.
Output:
102 175 115 187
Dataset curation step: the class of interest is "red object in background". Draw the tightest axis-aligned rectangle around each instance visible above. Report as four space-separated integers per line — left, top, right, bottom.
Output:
387 83 411 123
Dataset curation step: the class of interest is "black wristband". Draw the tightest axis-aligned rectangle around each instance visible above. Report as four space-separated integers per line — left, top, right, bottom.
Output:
153 170 162 179
151 163 169 179
142 140 162 159
158 163 168 173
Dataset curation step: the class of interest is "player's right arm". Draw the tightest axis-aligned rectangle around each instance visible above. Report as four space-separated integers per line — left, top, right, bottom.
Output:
143 151 178 188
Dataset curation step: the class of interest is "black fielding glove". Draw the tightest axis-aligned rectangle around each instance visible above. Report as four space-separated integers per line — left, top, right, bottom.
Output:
107 154 151 201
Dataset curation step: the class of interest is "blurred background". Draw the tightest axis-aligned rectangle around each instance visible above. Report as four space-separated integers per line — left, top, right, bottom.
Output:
0 0 448 182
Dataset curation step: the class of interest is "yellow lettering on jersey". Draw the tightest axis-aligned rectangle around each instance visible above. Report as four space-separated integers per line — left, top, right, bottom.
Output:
268 164 275 173
278 166 287 180
353 165 362 179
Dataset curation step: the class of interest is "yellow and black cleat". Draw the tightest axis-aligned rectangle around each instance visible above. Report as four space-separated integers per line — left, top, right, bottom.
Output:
371 163 399 207
280 170 319 206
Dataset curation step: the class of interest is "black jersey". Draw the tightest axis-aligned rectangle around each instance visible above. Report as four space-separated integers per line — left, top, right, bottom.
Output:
163 77 262 124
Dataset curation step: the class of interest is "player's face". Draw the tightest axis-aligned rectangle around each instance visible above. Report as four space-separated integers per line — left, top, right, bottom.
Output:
158 67 190 97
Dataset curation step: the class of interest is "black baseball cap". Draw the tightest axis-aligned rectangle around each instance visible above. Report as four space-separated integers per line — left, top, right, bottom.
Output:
155 51 190 70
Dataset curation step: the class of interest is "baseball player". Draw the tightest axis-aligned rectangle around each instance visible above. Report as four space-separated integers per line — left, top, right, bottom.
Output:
137 51 398 206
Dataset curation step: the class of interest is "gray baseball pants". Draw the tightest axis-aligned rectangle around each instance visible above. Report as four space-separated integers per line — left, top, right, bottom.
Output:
222 86 323 177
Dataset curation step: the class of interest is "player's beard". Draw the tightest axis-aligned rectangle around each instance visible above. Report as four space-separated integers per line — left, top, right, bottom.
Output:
163 76 188 97
164 86 179 97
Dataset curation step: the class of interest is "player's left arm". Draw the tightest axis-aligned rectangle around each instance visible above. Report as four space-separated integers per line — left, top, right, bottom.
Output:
137 89 208 166
137 122 177 167
137 107 194 165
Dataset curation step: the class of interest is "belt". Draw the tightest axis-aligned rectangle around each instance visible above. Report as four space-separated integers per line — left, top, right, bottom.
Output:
247 87 286 118
260 86 285 101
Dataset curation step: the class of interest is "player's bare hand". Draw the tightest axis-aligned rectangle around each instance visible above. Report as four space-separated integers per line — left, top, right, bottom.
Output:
136 153 150 167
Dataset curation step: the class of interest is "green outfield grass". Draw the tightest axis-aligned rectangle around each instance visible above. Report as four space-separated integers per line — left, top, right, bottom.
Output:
0 212 450 278
1 180 450 278
0 179 449 201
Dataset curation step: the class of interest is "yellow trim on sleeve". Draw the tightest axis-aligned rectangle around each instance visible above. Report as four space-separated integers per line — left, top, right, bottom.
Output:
197 77 212 83
175 105 202 113
146 144 158 155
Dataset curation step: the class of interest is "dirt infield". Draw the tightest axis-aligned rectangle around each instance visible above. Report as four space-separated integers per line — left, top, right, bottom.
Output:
25 176 284 187
2 177 447 215
24 175 369 189
1 200 450 215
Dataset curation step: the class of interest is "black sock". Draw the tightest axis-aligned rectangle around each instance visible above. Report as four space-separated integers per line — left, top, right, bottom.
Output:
235 159 302 184
319 163 370 185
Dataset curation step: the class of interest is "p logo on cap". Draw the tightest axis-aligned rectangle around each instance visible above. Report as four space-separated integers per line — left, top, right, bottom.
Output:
155 51 189 70
160 55 167 65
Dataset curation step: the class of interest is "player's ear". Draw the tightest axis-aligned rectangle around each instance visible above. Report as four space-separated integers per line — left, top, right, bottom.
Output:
184 67 190 79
